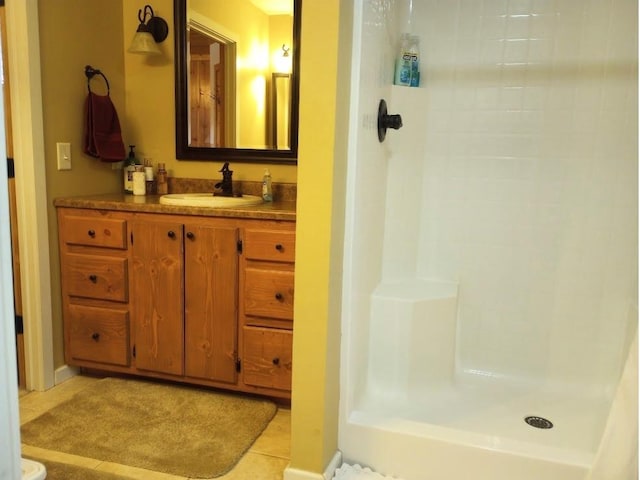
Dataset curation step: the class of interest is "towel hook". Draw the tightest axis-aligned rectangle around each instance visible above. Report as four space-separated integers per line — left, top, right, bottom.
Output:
85 65 110 94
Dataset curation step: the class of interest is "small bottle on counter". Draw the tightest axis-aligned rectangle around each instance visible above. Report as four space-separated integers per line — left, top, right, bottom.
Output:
262 168 272 202
156 163 168 194
144 158 155 194
123 145 138 193
133 165 146 195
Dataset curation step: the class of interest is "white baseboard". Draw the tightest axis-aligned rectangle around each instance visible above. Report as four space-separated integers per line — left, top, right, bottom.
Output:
284 451 342 480
54 365 79 385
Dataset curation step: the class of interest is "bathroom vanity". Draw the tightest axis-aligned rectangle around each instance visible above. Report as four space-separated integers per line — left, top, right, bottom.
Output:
55 193 295 399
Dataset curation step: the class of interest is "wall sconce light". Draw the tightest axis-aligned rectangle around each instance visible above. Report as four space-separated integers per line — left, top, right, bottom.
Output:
128 5 169 55
274 44 292 74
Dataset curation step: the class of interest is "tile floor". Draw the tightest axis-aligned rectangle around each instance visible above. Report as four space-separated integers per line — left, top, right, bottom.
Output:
18 375 291 479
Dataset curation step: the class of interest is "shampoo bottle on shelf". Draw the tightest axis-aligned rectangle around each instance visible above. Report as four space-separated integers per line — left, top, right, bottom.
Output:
394 33 412 86
394 34 420 87
262 168 273 202
409 35 420 87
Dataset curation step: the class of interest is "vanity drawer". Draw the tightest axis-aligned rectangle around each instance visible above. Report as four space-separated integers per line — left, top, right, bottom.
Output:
242 326 292 391
243 229 295 263
64 253 128 302
67 304 130 366
244 268 294 321
62 215 127 249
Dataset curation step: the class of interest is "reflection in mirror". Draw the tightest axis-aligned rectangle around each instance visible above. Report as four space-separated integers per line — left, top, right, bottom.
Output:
188 29 236 147
175 0 300 163
272 73 291 149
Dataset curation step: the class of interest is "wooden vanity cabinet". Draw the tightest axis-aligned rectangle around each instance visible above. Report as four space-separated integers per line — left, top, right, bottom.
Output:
239 224 295 395
58 207 294 399
58 209 131 368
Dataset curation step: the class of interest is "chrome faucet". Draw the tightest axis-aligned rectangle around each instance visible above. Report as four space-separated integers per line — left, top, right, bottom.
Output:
214 162 234 196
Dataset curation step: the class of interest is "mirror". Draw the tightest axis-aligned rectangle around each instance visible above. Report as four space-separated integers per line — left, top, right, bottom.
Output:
174 0 301 163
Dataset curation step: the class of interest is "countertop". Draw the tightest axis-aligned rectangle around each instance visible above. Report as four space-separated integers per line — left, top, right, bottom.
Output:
54 193 297 221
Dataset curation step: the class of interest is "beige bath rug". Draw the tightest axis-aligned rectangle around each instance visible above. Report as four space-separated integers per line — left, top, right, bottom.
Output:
21 377 277 478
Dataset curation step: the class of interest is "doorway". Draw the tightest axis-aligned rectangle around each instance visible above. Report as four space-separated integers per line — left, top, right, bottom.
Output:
0 2 25 389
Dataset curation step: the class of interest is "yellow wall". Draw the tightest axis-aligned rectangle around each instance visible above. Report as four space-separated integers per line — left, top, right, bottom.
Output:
290 0 351 473
38 0 125 366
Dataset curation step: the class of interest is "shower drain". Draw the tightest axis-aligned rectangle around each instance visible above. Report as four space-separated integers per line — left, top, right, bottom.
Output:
524 416 553 429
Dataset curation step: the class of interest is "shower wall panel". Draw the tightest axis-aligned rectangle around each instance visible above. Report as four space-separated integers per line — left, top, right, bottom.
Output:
403 0 639 386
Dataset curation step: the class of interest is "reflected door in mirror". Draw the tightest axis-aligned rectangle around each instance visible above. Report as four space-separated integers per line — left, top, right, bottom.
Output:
189 29 235 148
273 73 291 150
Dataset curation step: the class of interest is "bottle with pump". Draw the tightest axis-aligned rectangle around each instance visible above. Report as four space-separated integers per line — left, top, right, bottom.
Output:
124 145 138 193
262 168 273 202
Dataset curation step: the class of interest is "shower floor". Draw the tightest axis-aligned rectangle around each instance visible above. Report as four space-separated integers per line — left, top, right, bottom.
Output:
354 372 612 466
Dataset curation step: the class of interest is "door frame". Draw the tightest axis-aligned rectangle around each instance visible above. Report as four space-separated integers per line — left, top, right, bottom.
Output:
6 0 54 391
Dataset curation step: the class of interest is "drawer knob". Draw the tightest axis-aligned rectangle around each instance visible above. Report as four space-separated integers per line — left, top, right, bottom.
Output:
89 274 98 283
272 357 280 366
88 229 96 238
167 230 176 239
186 231 195 240
275 244 283 251
275 292 284 301
91 332 100 341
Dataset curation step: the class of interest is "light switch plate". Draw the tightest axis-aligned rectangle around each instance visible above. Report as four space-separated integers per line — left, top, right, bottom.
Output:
56 142 71 170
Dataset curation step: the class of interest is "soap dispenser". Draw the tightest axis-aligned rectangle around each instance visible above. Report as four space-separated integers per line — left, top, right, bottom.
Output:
123 145 138 193
262 168 273 202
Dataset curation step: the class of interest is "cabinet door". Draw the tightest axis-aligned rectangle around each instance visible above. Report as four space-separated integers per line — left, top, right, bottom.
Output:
131 220 184 376
184 224 238 383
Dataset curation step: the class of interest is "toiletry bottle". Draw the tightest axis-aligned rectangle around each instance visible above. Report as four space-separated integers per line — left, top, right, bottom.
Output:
124 145 137 193
262 168 272 202
133 165 146 195
156 163 168 194
409 35 420 87
143 158 155 194
394 34 412 86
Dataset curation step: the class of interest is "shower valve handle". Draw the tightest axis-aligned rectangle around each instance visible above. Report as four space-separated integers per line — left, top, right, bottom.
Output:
383 114 402 130
377 99 403 142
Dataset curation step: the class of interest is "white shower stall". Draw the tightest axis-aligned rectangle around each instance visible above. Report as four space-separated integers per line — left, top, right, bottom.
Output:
338 0 638 479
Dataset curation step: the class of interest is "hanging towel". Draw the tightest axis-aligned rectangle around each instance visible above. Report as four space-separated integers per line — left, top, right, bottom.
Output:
83 91 126 162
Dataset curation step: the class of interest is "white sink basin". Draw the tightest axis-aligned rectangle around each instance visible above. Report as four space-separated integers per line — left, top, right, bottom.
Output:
159 193 264 208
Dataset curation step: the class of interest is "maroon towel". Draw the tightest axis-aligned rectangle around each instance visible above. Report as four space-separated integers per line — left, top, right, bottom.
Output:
83 92 126 162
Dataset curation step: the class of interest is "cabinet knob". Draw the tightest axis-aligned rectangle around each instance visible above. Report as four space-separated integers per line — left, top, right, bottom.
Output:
272 357 280 366
89 274 97 283
91 332 100 341
167 230 176 239
186 231 195 240
88 229 96 238
275 292 284 301
275 244 283 251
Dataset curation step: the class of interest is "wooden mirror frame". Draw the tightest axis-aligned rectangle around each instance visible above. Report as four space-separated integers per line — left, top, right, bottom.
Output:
174 0 301 163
